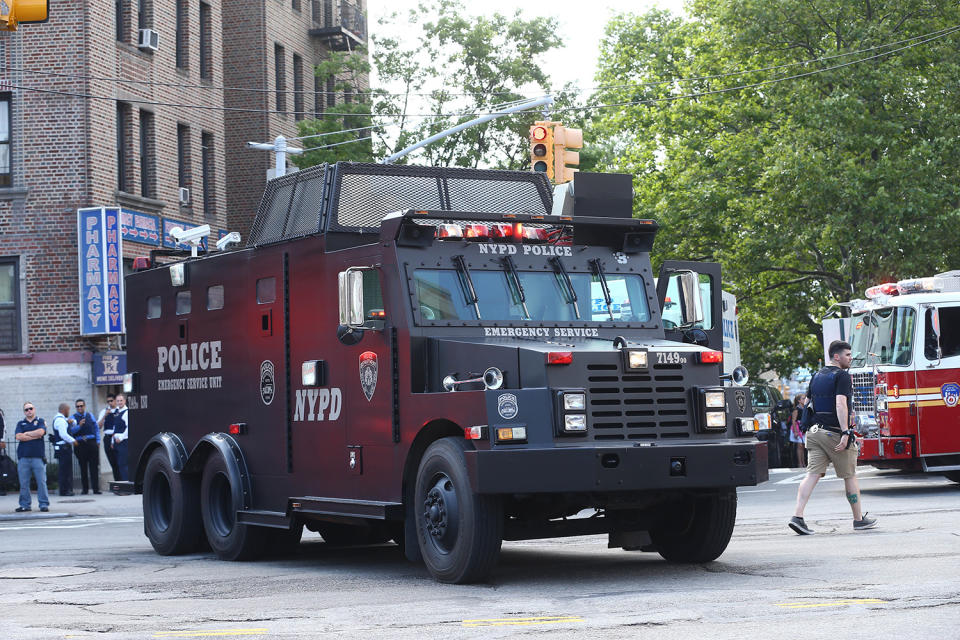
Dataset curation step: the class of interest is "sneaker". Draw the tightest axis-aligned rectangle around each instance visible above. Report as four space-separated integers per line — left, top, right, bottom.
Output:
789 516 814 535
14 506 31 512
39 506 49 512
854 513 878 530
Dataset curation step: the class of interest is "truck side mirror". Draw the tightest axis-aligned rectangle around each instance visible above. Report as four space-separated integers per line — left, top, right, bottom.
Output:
338 269 365 328
678 271 705 326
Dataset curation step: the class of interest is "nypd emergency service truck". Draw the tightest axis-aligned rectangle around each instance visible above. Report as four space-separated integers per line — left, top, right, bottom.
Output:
117 162 765 583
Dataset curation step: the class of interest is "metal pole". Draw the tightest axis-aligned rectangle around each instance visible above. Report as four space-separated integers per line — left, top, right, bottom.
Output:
381 95 554 164
246 136 304 178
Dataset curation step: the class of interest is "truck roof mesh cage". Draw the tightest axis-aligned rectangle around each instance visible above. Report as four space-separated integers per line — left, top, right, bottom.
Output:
247 162 553 247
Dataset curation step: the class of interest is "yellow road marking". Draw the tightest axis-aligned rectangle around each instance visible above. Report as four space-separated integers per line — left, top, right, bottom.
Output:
775 599 885 609
462 615 584 627
153 630 269 638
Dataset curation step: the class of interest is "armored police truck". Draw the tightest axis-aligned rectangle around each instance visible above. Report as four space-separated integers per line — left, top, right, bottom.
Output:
118 162 765 583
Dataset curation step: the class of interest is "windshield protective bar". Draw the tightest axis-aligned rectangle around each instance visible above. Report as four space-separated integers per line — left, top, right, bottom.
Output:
453 255 481 320
550 256 580 319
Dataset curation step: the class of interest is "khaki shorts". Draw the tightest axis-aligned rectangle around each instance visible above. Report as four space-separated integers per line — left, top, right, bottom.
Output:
805 427 858 479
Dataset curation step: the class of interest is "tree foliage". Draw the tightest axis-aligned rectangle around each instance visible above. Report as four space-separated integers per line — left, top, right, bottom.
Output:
590 0 960 376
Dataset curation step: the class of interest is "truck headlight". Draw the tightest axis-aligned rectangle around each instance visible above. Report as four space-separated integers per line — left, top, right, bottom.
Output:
705 391 725 408
627 350 647 369
563 414 587 432
563 393 585 411
706 411 726 428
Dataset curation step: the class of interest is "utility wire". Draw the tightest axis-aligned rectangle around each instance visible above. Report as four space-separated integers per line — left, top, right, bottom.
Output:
287 124 376 142
301 135 374 153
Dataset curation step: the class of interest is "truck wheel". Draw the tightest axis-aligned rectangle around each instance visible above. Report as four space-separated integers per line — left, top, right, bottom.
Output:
650 489 737 563
142 449 203 555
943 471 960 484
414 438 503 583
200 453 266 560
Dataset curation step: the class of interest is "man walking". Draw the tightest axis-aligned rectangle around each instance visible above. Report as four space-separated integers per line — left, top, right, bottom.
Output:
51 403 77 496
71 399 101 494
14 402 49 513
789 340 878 535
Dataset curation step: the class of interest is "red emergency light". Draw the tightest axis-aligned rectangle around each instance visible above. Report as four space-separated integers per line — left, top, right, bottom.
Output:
697 351 723 364
546 351 573 365
436 224 463 239
228 423 247 435
464 224 491 240
490 223 513 239
865 282 899 299
132 257 152 271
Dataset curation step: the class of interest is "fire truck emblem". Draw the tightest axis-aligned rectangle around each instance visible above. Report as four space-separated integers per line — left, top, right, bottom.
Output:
359 351 378 402
260 360 275 405
734 389 746 413
497 393 519 420
940 382 960 408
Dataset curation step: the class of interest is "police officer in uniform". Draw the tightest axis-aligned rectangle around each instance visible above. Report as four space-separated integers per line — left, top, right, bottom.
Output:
71 399 101 494
14 402 49 512
112 393 130 481
51 403 77 496
789 340 878 535
99 394 121 480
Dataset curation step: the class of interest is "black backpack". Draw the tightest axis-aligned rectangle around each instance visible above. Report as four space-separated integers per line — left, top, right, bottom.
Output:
0 452 16 490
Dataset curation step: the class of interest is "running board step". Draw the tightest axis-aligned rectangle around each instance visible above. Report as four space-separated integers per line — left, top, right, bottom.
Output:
290 497 404 521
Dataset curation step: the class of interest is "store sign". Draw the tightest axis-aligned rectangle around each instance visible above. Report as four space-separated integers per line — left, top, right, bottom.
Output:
120 208 161 246
77 207 125 335
93 352 126 385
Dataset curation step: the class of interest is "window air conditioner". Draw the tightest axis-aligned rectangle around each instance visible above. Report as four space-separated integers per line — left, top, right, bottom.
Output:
179 187 190 205
138 28 160 52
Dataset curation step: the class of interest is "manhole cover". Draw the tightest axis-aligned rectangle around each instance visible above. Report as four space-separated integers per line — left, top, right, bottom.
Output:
59 499 95 503
0 566 96 579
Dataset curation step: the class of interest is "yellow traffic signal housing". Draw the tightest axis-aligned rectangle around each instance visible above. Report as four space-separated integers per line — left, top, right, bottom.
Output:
553 125 583 184
529 122 554 181
1 0 48 31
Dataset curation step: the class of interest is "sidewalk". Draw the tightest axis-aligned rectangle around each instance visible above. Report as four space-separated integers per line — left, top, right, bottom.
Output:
0 487 141 520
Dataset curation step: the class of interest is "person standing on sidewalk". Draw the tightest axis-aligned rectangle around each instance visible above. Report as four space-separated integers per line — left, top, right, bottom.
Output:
71 399 101 494
789 340 877 535
51 403 78 496
98 394 121 480
14 402 49 513
0 407 7 496
112 394 130 481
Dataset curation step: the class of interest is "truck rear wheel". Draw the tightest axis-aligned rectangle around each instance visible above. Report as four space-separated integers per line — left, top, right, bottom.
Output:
650 489 737 563
414 438 502 584
200 453 266 560
143 449 204 555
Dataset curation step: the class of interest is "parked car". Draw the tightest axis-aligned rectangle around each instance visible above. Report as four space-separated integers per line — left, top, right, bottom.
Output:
750 384 792 469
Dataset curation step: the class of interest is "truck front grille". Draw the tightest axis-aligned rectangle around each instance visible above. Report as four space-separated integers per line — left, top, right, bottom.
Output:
586 363 691 440
851 372 875 415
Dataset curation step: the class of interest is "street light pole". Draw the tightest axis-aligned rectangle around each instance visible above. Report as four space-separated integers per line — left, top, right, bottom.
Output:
246 135 304 178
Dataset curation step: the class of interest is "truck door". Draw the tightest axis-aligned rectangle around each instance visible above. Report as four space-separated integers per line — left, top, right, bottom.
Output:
916 304 960 456
656 261 723 351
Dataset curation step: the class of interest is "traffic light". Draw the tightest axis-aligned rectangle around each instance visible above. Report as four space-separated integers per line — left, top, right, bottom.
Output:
0 0 48 31
553 125 583 184
529 122 554 182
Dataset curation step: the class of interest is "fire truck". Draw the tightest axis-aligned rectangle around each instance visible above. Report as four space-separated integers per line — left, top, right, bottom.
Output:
825 272 960 483
116 162 765 583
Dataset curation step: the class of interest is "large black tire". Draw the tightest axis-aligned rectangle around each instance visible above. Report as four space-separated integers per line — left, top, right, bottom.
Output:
200 452 266 560
142 449 203 555
414 438 502 584
650 489 737 563
943 471 960 484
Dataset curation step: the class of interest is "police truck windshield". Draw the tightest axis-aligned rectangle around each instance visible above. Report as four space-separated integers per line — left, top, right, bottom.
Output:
413 269 651 323
849 307 916 367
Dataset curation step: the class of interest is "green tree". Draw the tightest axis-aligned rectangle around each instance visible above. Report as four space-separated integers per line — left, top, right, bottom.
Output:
591 1 960 376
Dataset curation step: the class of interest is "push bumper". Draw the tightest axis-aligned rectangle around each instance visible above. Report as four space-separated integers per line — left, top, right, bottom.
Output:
463 440 767 494
858 436 913 461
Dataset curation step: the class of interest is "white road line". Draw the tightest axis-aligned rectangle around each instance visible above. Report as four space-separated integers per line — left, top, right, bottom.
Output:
739 489 778 493
0 516 142 531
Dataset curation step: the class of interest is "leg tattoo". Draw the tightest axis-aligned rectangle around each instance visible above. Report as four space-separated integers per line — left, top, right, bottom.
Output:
847 493 858 505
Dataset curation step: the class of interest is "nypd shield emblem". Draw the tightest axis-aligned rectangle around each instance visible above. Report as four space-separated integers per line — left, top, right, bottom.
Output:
941 382 960 408
359 351 378 402
497 393 519 420
734 389 746 413
260 360 275 405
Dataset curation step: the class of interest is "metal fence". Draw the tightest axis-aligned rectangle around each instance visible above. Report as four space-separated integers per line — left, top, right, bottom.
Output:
1 437 84 491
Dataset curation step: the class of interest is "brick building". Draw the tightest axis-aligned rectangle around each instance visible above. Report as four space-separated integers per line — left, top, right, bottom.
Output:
0 0 367 466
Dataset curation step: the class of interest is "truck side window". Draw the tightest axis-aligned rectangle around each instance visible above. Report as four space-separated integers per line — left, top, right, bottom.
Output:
146 295 161 319
176 291 191 315
661 273 714 330
257 277 276 304
927 307 960 359
207 285 224 311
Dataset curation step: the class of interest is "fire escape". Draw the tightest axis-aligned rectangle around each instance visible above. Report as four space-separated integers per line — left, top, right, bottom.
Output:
310 0 367 52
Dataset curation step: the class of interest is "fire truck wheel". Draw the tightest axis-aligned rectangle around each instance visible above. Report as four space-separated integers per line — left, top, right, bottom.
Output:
414 438 503 584
944 471 960 484
649 488 737 563
142 449 204 555
200 453 267 561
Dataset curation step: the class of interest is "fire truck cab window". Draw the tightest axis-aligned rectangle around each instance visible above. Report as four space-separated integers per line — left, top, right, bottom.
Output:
412 269 649 323
175 291 191 315
925 307 960 360
661 273 714 330
256 277 276 304
207 285 224 310
850 306 915 366
146 295 161 319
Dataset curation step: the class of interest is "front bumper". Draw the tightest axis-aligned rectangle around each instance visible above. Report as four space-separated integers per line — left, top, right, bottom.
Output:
463 440 767 494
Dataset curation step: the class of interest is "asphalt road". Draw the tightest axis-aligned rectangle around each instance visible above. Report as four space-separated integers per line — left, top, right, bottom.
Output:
1 467 958 639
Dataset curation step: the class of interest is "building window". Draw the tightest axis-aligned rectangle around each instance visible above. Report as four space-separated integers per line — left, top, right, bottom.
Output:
293 54 304 121
199 2 212 80
139 110 155 198
0 258 20 352
138 0 151 29
311 0 321 24
201 131 214 218
116 0 125 41
326 76 335 109
314 74 323 118
176 0 188 69
0 94 10 187
292 0 301 11
177 124 191 196
117 103 130 192
274 44 286 113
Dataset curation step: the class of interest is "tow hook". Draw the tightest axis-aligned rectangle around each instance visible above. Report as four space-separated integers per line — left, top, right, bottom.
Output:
733 450 752 465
